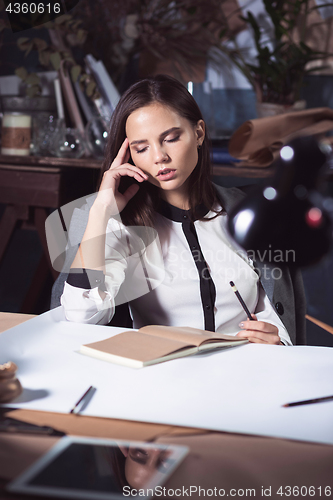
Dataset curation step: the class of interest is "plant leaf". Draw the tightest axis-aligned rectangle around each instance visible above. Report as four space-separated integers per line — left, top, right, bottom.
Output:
50 51 61 70
17 37 29 46
39 49 50 67
86 81 96 97
55 14 72 24
33 37 48 51
25 43 33 57
63 55 76 64
26 73 40 85
15 67 28 81
26 85 41 97
71 64 81 82
17 37 31 50
76 29 87 44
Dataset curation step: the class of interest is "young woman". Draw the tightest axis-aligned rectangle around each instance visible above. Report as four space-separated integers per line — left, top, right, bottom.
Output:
60 75 306 345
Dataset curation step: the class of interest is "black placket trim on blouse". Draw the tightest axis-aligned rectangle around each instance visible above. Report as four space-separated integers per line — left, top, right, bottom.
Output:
157 199 216 332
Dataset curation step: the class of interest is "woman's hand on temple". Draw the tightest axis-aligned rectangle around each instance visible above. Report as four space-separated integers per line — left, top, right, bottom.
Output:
95 138 148 216
71 138 148 272
236 315 282 345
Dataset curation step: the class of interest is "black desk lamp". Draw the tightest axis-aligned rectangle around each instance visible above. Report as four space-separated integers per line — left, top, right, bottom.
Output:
227 136 333 267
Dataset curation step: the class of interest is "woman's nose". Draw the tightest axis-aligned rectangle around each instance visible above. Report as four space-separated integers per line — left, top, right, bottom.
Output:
153 144 169 163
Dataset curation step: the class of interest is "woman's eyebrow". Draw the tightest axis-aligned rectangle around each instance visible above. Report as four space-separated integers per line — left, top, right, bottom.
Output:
130 127 181 146
160 126 181 138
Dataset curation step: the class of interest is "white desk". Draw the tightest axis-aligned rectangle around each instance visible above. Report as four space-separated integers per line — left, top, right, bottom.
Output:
1 308 333 446
1 311 333 500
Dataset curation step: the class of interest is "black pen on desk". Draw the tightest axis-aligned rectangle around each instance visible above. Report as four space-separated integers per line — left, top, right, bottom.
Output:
229 281 255 321
70 385 95 414
283 395 333 408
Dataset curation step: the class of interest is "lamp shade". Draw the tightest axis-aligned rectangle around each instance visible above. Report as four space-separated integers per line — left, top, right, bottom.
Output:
227 137 332 267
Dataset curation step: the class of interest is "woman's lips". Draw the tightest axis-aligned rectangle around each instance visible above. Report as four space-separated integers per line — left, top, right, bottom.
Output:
157 169 176 181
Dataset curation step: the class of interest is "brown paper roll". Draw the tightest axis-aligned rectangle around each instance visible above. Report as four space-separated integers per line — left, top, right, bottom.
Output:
228 107 333 167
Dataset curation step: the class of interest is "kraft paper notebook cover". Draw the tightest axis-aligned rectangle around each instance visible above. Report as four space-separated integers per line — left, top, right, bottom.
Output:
79 325 248 368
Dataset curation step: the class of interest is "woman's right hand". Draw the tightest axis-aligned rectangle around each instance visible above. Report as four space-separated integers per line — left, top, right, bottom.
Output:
94 138 148 216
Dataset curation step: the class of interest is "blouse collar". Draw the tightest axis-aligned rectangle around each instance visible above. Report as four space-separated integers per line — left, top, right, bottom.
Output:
156 198 210 223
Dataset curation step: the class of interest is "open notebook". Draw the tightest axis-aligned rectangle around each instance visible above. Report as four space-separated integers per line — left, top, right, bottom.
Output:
79 325 248 368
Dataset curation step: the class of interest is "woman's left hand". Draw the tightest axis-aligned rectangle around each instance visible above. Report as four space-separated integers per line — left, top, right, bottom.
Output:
236 315 282 345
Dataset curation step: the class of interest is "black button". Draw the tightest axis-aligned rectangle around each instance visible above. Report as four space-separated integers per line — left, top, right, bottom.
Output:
183 215 188 219
205 305 211 310
275 302 284 315
192 245 196 250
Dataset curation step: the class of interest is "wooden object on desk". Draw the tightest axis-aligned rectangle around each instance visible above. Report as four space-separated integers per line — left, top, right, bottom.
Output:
0 155 99 313
0 362 22 403
0 313 33 404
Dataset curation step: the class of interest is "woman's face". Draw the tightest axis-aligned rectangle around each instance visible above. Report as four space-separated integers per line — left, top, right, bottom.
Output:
126 103 205 208
122 446 172 489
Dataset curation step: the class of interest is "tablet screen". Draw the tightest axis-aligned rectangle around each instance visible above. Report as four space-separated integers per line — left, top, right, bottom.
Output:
7 436 188 499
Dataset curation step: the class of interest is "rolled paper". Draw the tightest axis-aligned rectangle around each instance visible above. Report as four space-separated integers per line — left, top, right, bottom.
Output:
228 107 333 168
0 361 23 403
1 113 32 156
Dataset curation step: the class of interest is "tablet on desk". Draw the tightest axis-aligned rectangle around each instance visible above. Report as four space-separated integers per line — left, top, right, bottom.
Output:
7 436 188 499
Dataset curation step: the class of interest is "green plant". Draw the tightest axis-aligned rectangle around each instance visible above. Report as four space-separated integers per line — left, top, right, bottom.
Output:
14 67 42 97
1 0 231 96
0 3 100 99
72 0 233 84
14 15 101 99
222 0 332 105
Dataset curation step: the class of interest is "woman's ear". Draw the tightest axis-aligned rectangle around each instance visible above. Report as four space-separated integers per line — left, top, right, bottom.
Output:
196 119 205 147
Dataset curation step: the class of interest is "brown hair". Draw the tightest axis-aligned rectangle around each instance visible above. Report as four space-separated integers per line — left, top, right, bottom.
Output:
102 74 220 226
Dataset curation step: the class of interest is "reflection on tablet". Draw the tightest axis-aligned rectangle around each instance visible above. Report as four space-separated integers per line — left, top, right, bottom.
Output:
121 445 173 490
7 436 188 499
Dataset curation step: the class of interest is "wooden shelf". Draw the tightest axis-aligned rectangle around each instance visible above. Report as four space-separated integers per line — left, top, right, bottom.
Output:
0 155 279 178
212 164 275 178
0 154 102 170
3 154 331 180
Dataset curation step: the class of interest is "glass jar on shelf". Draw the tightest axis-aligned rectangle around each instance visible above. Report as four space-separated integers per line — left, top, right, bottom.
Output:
51 119 85 159
85 115 109 160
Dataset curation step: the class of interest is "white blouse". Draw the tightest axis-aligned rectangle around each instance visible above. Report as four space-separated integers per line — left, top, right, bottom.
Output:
61 202 292 345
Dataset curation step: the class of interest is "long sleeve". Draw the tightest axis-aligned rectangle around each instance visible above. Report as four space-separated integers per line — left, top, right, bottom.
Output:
61 282 115 324
255 283 292 345
61 241 127 325
60 220 164 325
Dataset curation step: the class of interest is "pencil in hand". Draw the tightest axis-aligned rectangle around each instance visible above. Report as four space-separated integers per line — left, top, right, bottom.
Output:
229 281 255 321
